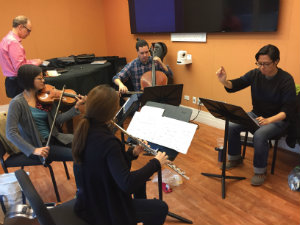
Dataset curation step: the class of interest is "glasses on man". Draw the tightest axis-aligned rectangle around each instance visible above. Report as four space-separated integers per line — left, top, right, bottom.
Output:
255 61 273 67
22 25 31 33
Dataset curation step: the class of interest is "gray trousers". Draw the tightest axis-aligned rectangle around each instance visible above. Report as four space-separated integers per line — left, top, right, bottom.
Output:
227 111 288 174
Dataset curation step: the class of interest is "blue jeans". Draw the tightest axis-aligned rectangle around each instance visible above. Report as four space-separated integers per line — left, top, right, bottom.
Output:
227 112 288 174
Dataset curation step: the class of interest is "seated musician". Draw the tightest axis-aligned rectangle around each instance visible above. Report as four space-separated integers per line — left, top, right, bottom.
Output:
6 64 86 187
216 44 296 186
112 39 173 93
72 85 169 225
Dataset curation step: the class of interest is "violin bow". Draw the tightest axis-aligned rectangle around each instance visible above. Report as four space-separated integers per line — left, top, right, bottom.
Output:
40 85 66 166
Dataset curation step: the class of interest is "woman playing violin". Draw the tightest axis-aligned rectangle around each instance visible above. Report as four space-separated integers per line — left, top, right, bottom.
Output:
6 64 86 187
113 39 173 93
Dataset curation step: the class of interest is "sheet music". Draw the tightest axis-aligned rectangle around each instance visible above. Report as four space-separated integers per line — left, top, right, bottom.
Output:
127 106 197 154
139 105 165 117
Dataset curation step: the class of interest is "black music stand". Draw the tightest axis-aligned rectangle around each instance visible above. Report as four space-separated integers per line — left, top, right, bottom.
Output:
199 98 260 199
157 168 193 224
140 84 183 106
113 94 140 146
144 102 192 224
121 99 192 223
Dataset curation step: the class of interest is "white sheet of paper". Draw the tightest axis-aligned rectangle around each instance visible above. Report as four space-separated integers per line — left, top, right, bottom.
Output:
47 70 60 77
139 105 165 117
126 106 197 154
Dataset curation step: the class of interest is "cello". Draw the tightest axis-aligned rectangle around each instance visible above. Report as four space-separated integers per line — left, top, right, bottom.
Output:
140 44 168 90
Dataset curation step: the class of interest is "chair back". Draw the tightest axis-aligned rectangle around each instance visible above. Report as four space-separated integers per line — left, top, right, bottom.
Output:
0 112 21 155
14 169 56 225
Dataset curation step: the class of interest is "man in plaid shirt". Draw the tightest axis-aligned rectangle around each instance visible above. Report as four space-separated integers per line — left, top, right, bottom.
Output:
113 39 173 93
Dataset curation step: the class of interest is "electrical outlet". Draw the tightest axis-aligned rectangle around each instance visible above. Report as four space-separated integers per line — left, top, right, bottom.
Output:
192 96 196 104
197 97 203 106
184 95 190 101
197 97 201 105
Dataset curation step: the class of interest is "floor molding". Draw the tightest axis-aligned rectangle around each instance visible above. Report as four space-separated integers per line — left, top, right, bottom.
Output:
181 105 300 154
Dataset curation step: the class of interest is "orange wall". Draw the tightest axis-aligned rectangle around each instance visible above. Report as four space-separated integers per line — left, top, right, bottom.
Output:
0 0 107 105
104 0 300 112
0 0 299 112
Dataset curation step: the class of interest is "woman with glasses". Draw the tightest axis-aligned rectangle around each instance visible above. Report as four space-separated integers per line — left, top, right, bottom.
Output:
216 44 296 186
6 64 86 185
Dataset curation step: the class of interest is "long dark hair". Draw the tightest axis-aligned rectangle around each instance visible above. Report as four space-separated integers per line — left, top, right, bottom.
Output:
72 85 119 163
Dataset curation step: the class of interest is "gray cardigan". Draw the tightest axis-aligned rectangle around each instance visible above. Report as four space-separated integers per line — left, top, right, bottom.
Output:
6 93 80 156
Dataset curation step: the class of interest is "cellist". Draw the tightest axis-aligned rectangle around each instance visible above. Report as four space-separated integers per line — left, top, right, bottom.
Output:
112 39 173 94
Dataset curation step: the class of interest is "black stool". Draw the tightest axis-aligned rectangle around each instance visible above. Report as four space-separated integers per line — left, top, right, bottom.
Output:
241 131 286 174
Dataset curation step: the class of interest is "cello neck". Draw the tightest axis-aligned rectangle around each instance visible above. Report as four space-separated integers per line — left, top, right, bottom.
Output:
151 58 156 86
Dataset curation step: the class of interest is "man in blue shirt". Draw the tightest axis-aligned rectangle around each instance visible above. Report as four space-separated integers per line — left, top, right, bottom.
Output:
113 39 173 93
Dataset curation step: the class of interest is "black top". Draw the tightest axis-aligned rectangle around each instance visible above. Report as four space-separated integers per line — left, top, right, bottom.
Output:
225 68 296 121
74 123 161 225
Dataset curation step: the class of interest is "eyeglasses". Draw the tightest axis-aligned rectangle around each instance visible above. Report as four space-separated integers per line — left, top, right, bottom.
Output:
255 61 273 67
23 25 31 33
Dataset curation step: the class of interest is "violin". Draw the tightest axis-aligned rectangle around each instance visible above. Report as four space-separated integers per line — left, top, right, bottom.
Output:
140 48 168 90
37 84 77 105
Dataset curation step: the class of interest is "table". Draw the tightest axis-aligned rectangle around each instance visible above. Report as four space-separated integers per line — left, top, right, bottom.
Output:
45 62 114 95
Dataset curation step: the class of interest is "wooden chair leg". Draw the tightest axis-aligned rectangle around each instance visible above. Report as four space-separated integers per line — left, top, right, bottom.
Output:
47 164 61 202
242 132 249 159
271 140 279 175
63 161 70 180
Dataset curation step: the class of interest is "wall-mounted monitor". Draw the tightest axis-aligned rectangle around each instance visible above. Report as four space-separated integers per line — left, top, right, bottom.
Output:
128 0 279 33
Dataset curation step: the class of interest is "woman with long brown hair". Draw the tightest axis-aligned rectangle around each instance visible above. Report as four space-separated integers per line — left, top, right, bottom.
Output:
72 85 169 225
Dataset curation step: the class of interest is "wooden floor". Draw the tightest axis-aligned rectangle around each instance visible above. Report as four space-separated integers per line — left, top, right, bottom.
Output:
1 122 300 225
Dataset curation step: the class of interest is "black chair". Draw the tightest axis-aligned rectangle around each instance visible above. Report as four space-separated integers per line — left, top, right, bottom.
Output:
0 139 70 202
14 169 89 225
241 131 286 174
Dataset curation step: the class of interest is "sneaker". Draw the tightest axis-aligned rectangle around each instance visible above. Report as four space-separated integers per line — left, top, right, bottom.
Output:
251 173 267 186
219 157 243 170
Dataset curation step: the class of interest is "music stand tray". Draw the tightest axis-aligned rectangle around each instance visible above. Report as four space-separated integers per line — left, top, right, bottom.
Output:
199 98 260 199
140 84 183 106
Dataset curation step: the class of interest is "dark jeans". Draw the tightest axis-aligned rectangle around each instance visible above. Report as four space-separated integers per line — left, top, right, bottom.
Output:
228 111 288 174
29 143 80 188
5 77 23 98
134 198 168 225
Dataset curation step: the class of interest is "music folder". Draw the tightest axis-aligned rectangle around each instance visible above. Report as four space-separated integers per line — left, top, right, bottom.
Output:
114 94 139 126
199 98 260 133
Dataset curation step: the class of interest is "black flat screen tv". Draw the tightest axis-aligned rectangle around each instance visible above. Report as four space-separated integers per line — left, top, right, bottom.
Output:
128 0 279 33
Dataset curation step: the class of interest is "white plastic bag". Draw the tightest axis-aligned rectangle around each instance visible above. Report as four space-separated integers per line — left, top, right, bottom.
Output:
152 169 183 187
0 172 24 224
